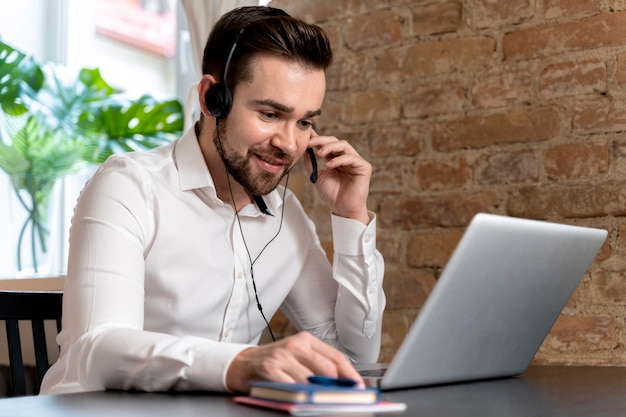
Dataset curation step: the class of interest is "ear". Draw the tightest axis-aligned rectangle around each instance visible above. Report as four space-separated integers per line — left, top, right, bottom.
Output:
197 74 219 117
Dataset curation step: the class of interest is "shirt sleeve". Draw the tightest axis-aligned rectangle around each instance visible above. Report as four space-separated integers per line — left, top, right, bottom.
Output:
47 156 253 393
280 212 385 364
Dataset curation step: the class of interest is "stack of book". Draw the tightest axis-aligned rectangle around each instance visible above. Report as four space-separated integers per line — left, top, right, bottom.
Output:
234 376 406 415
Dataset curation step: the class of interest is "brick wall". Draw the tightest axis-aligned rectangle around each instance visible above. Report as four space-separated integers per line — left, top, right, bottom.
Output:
268 0 626 366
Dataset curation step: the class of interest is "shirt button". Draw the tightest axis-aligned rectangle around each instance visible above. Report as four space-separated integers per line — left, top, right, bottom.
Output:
224 329 230 338
367 287 375 295
237 272 243 279
364 235 371 243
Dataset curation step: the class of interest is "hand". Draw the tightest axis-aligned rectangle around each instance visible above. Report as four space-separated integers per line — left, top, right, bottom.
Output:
306 132 372 225
225 331 364 393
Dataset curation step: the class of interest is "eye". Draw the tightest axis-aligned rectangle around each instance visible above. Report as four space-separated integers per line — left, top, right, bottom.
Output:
261 112 278 121
298 120 313 130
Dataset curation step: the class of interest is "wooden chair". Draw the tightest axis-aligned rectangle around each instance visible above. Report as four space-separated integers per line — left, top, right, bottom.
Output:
0 291 63 396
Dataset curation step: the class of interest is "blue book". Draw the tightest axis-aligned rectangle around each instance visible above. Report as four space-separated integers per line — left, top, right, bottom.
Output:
248 378 381 404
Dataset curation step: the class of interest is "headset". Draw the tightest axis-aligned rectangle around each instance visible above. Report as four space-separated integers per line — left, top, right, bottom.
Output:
204 25 244 120
204 22 318 183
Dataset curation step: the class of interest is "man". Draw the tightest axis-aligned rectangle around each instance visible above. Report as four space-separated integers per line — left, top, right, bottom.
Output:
40 5 385 395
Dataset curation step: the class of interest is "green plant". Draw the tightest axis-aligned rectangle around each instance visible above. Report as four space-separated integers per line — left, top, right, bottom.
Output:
0 40 184 274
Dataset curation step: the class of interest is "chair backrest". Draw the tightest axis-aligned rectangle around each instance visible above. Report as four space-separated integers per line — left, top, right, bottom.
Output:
0 291 63 396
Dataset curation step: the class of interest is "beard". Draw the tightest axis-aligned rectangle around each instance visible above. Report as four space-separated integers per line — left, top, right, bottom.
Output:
213 121 292 196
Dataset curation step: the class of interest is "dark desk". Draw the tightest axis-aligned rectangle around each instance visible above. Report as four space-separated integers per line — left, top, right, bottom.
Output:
1 366 624 416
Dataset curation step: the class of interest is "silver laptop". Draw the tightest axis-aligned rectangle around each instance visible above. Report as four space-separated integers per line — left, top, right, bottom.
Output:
359 213 607 391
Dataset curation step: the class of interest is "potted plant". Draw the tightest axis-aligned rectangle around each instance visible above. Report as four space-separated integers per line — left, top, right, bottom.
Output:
0 40 184 275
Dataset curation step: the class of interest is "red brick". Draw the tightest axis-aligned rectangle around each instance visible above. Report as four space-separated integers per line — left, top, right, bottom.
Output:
407 230 463 268
342 88 401 124
417 158 469 190
383 271 436 309
617 52 626 85
377 37 495 81
344 11 403 51
368 124 422 158
380 310 419 361
370 161 406 195
507 182 626 219
404 80 465 118
411 1 463 36
613 140 626 177
475 151 539 185
379 192 497 229
432 108 560 151
320 93 343 128
543 0 605 19
537 314 616 356
595 223 625 268
470 70 534 108
270 0 371 22
583 269 626 305
573 97 626 134
326 54 373 91
321 24 342 57
539 59 607 99
503 12 626 60
308 205 333 237
544 143 609 179
616 223 626 257
377 235 401 266
471 0 534 28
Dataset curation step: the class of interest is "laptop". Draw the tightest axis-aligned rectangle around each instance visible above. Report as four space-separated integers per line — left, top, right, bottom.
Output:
358 212 607 391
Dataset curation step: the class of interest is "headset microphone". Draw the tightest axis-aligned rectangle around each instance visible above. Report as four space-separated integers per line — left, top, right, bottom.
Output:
306 148 318 183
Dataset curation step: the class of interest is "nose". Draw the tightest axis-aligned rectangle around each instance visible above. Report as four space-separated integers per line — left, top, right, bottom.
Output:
270 122 300 155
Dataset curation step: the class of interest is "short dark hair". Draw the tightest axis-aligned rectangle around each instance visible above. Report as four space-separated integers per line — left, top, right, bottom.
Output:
201 6 333 95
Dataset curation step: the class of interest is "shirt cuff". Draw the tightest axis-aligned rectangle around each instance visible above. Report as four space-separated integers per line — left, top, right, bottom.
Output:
185 342 253 392
331 212 377 257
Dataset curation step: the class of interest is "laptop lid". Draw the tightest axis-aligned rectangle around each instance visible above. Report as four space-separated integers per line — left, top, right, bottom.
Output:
372 213 607 391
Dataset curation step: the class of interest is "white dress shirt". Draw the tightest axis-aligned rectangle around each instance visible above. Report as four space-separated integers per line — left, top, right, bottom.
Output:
40 128 385 394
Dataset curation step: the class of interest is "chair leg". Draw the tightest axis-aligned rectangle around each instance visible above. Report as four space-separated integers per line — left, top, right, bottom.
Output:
5 319 27 396
32 319 50 390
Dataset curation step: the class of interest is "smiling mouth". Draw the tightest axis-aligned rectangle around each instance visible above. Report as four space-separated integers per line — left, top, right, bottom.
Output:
255 153 289 173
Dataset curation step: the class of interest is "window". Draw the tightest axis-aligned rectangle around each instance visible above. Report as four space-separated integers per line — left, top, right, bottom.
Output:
0 0 270 277
0 0 182 277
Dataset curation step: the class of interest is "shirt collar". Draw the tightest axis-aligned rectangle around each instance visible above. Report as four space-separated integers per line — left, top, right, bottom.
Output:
175 126 214 191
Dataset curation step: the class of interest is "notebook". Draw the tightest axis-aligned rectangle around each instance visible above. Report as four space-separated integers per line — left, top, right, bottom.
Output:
358 213 607 391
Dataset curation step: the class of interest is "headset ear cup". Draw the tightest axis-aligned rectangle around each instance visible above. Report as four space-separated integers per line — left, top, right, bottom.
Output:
205 83 232 119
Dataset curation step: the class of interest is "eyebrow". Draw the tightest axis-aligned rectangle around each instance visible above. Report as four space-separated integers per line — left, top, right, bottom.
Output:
250 99 321 118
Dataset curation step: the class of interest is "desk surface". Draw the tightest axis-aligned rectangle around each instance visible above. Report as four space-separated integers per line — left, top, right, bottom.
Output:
0 277 64 292
0 366 624 416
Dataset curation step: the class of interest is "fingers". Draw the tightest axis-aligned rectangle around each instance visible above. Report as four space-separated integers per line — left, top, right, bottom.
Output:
307 335 363 382
308 136 371 175
276 333 361 381
226 332 364 393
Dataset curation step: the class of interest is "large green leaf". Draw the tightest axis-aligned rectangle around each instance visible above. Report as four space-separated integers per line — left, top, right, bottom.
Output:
80 94 184 163
1 40 184 169
2 116 85 183
20 64 115 141
0 141 29 176
0 41 44 116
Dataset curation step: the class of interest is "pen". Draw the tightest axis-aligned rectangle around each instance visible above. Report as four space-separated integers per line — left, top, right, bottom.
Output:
307 376 358 387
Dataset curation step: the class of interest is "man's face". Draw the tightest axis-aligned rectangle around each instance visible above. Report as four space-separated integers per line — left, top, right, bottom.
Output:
214 54 326 196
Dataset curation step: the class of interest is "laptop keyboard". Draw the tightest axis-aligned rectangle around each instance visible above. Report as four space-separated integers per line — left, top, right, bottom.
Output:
358 368 387 377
